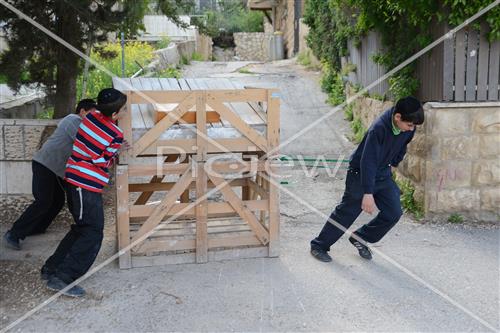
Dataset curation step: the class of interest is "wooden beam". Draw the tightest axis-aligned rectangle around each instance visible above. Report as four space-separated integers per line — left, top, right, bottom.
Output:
130 200 269 218
156 111 220 124
128 90 193 104
195 163 208 262
206 89 267 102
118 92 133 164
129 178 247 193
116 165 131 269
267 89 280 257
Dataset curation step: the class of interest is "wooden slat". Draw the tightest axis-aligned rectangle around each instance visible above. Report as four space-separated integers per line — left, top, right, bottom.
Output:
247 179 268 199
132 93 194 156
455 29 466 101
207 100 267 151
168 78 181 90
267 89 280 257
155 110 220 124
207 174 269 245
466 28 478 101
139 137 264 155
129 178 247 193
195 163 208 262
128 163 190 177
130 200 269 218
129 90 194 104
158 78 172 90
116 165 131 269
207 89 267 102
443 29 455 101
118 91 133 164
177 78 191 90
488 39 500 101
477 22 490 101
130 167 194 245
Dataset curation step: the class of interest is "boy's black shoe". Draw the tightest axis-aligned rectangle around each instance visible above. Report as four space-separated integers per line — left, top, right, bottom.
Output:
349 236 372 260
310 248 332 262
3 231 21 250
46 276 85 298
40 266 55 281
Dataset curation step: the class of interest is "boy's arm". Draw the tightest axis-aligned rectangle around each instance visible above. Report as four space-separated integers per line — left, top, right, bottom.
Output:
359 128 383 194
391 130 415 168
91 136 123 168
59 116 81 141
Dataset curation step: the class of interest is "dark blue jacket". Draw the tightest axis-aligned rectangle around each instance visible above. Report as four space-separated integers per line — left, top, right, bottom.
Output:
349 108 415 194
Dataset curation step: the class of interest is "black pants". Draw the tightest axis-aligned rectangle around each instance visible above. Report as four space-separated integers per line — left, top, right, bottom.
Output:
44 184 104 283
311 169 403 252
9 161 66 241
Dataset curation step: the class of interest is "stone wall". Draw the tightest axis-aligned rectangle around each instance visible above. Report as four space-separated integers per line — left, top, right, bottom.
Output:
348 94 500 222
0 119 73 225
234 32 273 61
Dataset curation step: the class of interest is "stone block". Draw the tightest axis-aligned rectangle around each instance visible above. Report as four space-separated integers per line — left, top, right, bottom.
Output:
425 161 472 190
23 126 45 159
440 136 479 160
430 108 470 136
401 154 422 183
472 108 500 133
3 126 24 160
472 160 500 186
434 189 480 212
5 161 32 194
479 134 500 158
407 133 426 157
0 161 6 193
480 188 500 212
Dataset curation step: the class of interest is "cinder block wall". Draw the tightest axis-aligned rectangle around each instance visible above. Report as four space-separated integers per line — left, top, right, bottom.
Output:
348 95 500 222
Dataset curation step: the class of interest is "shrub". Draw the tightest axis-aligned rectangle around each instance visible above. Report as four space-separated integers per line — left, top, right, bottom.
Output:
77 41 155 99
396 177 424 219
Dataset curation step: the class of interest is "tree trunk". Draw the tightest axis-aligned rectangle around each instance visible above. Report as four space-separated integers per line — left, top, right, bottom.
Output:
52 4 81 119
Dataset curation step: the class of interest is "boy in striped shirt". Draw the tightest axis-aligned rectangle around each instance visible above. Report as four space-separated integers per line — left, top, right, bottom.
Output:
43 88 127 297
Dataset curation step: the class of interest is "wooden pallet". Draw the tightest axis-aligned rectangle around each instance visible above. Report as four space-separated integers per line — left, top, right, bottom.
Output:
112 78 280 268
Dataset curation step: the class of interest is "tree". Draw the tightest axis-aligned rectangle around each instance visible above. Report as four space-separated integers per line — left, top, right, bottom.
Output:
0 0 194 118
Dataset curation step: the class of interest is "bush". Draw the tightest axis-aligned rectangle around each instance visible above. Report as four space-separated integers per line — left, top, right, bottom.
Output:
395 177 424 219
191 52 204 61
157 66 181 79
77 41 155 99
350 117 366 143
155 35 171 50
320 62 345 106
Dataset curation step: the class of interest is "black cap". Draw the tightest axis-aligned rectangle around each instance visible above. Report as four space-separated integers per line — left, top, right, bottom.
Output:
96 88 127 116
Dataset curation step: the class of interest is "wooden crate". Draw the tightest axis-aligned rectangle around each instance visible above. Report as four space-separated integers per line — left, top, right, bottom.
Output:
112 78 280 268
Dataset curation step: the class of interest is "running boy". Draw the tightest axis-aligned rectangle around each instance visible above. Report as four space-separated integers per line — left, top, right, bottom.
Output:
310 96 424 262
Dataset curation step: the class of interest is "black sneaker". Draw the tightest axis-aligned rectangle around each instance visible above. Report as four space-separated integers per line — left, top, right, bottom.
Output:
40 266 55 281
310 248 332 262
3 231 21 250
349 236 372 260
47 276 85 298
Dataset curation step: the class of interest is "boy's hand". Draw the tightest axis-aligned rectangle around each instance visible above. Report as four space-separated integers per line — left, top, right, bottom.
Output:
362 194 378 214
120 140 131 152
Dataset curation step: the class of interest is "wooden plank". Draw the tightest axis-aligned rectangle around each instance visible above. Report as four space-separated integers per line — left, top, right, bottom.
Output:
133 155 178 205
488 39 500 101
195 163 208 262
129 90 193 104
129 178 247 193
116 165 131 269
466 28 478 101
168 78 181 90
118 91 133 164
158 78 172 90
140 137 265 155
207 100 268 151
267 89 280 257
455 29 466 101
132 93 195 156
177 78 191 90
128 163 190 177
130 200 269 218
207 174 269 245
185 78 202 90
443 28 455 101
196 91 208 161
156 111 220 124
207 89 267 102
247 179 269 199
477 22 490 101
130 167 194 245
